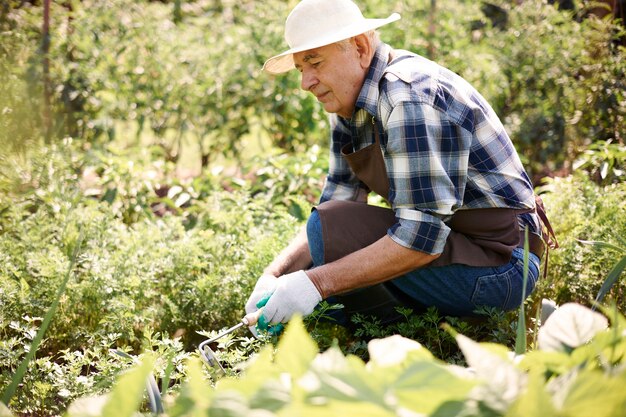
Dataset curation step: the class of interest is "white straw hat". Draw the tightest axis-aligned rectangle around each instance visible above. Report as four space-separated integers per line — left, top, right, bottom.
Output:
262 0 400 74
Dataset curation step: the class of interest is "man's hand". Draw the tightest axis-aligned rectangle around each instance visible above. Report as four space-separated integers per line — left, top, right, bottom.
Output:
245 274 280 315
245 274 279 337
261 270 322 324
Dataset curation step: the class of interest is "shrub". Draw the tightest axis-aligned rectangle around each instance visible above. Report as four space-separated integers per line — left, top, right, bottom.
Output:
4 0 623 180
536 173 626 310
0 141 301 414
20 305 625 417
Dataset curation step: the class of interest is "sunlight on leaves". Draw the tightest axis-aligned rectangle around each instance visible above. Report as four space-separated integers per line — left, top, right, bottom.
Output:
455 334 526 413
556 369 626 417
303 346 390 409
100 354 155 417
218 346 278 399
367 335 432 368
169 358 213 417
65 396 108 417
0 403 14 417
505 369 557 417
392 360 475 415
275 315 318 379
538 303 608 352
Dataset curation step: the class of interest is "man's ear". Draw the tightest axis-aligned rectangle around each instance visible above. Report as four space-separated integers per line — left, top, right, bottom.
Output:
353 34 374 69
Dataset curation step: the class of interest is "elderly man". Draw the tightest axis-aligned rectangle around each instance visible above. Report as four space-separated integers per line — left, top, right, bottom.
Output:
246 0 555 331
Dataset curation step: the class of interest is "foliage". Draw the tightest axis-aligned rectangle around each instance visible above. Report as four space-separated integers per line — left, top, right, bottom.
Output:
2 0 623 180
536 173 626 310
488 0 626 177
3 305 619 417
0 141 301 414
1 0 626 415
1 0 328 164
573 140 626 185
0 0 46 153
577 239 626 306
1 225 83 406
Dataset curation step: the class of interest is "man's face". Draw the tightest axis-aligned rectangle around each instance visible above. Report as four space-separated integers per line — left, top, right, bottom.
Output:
293 40 368 119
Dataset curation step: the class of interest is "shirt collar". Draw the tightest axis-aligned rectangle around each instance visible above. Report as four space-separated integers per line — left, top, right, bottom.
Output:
353 42 392 118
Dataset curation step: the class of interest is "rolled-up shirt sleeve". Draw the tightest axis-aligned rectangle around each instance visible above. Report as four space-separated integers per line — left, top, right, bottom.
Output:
382 100 472 254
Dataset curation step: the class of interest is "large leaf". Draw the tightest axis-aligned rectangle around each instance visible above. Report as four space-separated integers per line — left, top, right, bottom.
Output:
274 315 318 379
556 369 626 417
392 360 475 415
217 346 278 399
169 358 213 417
455 334 526 413
100 357 155 417
517 350 574 376
303 334 474 415
65 396 109 417
505 369 557 417
537 303 608 352
303 347 383 405
278 400 397 417
367 335 432 368
594 254 626 305
218 316 316 410
365 335 435 389
207 391 251 417
0 403 14 417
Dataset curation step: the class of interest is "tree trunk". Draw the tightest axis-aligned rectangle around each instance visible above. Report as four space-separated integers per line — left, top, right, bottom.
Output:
428 0 436 60
42 0 51 142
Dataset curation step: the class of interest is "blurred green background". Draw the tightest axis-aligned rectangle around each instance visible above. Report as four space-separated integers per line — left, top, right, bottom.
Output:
1 1 625 415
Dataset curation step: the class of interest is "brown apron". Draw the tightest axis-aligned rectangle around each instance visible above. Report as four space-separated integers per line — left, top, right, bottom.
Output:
319 122 549 267
314 119 556 321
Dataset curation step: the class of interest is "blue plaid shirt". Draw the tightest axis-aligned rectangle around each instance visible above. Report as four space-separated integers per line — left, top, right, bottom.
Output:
320 43 539 255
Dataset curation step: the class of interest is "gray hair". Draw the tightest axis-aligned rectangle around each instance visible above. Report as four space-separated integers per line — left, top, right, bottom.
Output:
335 30 381 51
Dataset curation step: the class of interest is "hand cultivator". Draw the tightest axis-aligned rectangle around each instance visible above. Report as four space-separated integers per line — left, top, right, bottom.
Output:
198 310 262 373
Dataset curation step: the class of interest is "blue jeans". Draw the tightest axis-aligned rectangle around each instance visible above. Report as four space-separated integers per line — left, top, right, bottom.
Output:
306 209 540 318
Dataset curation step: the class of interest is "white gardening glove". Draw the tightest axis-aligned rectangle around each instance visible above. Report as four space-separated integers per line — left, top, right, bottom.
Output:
260 270 322 324
245 274 279 337
245 274 279 314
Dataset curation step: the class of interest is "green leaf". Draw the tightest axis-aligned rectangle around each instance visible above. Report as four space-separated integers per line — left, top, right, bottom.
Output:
569 312 626 369
455 334 525 413
393 360 476 415
1 229 84 405
249 379 291 412
537 303 608 352
367 335 433 368
217 346 278 400
169 358 213 417
100 354 156 417
505 369 557 417
594 254 626 305
208 391 250 417
515 229 530 355
303 347 387 407
557 370 626 417
577 239 625 254
0 403 14 417
517 350 574 376
64 396 108 417
274 315 318 379
279 400 396 417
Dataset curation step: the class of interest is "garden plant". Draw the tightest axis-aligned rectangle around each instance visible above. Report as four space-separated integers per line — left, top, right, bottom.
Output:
1 0 625 416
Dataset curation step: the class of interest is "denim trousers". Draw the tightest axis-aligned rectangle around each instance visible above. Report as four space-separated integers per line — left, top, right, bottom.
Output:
306 209 540 319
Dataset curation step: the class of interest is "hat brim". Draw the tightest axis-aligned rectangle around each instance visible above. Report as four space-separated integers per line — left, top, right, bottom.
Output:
262 12 400 75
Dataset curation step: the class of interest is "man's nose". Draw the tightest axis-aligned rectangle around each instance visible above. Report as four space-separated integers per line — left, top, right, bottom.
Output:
300 70 317 91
